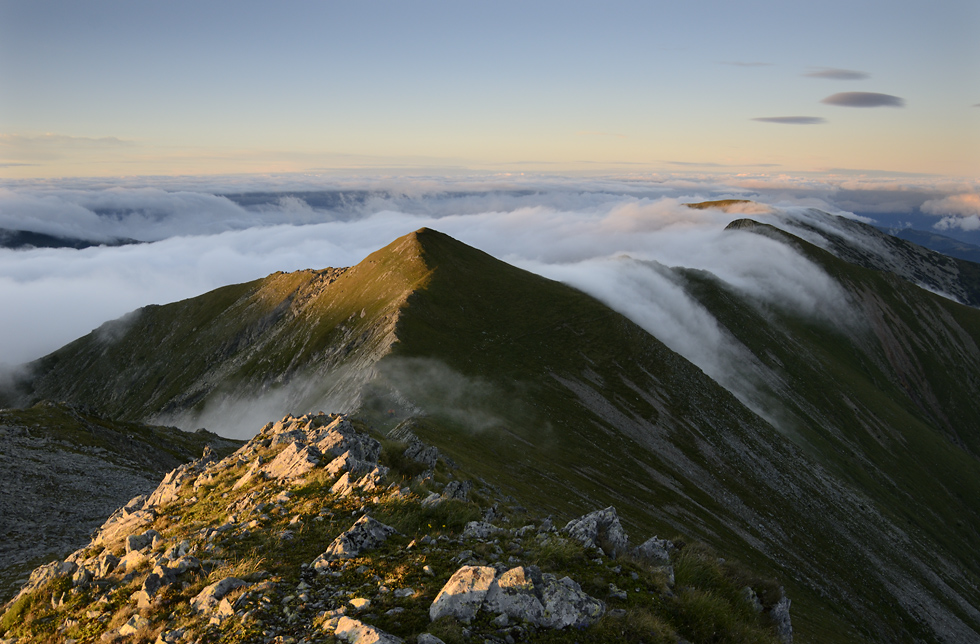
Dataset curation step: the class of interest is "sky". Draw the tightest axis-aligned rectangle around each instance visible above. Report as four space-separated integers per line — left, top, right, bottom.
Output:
1 0 978 178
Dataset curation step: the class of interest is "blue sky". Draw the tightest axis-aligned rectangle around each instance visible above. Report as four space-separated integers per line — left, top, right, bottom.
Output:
0 0 978 177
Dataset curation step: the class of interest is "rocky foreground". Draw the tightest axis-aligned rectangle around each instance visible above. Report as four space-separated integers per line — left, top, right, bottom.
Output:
1 413 792 644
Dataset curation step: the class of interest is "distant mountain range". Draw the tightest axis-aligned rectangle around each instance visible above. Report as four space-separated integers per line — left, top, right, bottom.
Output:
2 210 980 642
0 227 139 250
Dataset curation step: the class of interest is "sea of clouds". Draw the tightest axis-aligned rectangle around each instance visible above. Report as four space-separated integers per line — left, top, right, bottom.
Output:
1 173 976 429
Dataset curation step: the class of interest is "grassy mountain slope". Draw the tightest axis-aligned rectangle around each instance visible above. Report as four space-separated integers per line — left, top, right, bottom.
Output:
7 228 980 642
10 233 435 425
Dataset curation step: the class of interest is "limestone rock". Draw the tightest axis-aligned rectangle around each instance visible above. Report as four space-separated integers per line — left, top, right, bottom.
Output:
125 529 161 553
118 614 150 636
771 591 793 643
11 560 77 602
442 480 472 501
190 577 248 614
537 574 605 629
312 516 397 568
314 417 381 463
461 521 500 540
631 536 674 566
429 565 497 622
563 506 630 558
264 441 322 480
416 635 446 644
429 564 604 629
231 459 264 491
334 616 404 644
325 450 375 478
482 566 545 624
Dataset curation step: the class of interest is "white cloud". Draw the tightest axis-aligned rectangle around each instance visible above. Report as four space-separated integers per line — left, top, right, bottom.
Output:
922 193 980 218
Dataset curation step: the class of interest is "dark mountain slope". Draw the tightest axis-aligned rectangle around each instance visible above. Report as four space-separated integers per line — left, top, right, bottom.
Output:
890 228 980 264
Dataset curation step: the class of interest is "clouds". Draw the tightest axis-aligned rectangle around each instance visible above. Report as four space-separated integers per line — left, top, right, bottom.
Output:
804 67 870 80
922 194 980 232
752 116 826 125
821 92 905 108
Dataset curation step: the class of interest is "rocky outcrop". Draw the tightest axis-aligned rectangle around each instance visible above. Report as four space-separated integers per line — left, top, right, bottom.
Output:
2 415 791 644
430 564 605 629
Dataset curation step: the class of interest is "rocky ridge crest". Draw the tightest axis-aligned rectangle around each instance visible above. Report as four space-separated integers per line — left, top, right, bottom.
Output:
1 413 791 644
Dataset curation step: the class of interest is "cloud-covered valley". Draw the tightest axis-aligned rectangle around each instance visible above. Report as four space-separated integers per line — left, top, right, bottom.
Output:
0 174 975 427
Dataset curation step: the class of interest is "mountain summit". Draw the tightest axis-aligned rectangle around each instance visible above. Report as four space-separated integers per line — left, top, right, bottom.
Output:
4 224 980 642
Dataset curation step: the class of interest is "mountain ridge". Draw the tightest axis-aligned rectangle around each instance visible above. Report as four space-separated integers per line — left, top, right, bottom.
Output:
3 224 980 642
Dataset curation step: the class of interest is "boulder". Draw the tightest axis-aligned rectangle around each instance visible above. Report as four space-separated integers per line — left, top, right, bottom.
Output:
563 506 630 558
441 480 472 501
483 566 545 624
334 616 404 644
312 516 397 568
631 536 674 566
264 441 322 480
118 614 150 636
429 565 605 629
416 635 446 644
134 564 178 609
461 521 501 540
13 560 78 601
537 574 605 629
325 450 375 478
94 553 119 577
125 529 161 554
771 591 793 643
190 577 248 614
429 565 498 622
315 418 381 463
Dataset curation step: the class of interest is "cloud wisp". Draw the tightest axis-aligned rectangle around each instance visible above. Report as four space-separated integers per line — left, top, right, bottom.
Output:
804 67 870 80
752 116 827 125
821 92 905 108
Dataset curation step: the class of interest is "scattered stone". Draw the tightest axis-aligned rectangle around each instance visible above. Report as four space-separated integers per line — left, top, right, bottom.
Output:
442 480 472 501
